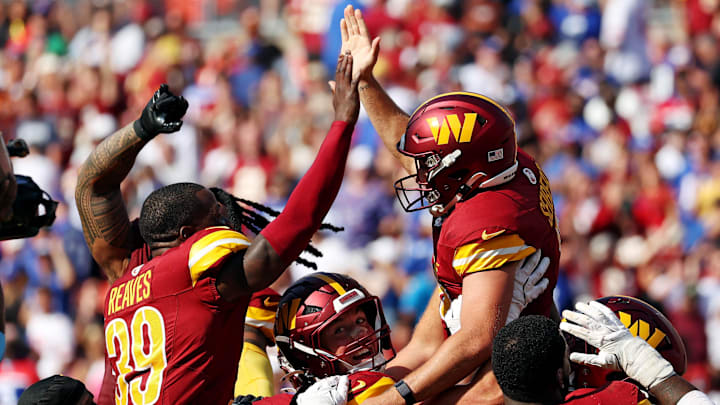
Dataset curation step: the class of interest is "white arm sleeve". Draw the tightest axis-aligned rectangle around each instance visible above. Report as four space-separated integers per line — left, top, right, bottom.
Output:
677 390 716 405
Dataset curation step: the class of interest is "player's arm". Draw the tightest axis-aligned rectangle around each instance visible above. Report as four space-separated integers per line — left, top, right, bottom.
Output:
235 325 274 398
383 290 447 380
363 265 518 405
75 85 188 281
340 5 414 174
235 288 280 397
217 54 360 300
650 376 714 405
561 301 715 405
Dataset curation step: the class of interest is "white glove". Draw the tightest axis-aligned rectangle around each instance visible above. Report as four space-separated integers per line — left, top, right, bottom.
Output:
506 250 550 324
559 301 676 390
295 375 349 405
443 295 462 335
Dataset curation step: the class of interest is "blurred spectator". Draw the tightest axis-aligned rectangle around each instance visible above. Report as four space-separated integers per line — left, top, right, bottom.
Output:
24 287 74 378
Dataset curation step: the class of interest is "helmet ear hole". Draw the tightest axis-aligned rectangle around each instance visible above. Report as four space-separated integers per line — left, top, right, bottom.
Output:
449 169 469 182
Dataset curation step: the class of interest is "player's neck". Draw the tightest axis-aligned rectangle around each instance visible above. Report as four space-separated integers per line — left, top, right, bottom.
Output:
150 240 183 257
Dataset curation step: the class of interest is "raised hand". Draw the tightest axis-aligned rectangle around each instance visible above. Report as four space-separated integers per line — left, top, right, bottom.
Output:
333 53 360 125
133 84 189 141
341 5 380 81
560 301 676 390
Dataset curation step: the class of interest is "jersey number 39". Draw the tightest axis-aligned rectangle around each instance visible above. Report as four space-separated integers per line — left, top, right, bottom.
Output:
105 306 168 405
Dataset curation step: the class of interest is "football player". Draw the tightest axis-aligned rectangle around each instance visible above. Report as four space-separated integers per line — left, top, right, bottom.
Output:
232 249 550 405
338 6 560 404
235 288 283 398
491 298 714 405
76 53 361 404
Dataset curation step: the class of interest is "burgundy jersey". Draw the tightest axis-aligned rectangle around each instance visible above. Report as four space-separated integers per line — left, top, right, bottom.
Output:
563 381 650 405
433 149 560 320
252 371 395 405
100 226 252 405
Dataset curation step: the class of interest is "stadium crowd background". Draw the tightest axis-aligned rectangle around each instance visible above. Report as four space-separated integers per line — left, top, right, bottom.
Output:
1 0 720 402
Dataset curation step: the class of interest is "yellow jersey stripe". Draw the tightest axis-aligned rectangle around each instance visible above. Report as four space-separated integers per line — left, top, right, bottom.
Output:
311 274 347 296
348 377 395 405
455 234 526 258
453 244 531 268
457 246 536 276
638 399 651 405
188 230 251 287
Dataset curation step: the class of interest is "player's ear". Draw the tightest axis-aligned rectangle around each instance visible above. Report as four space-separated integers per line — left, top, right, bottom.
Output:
556 367 565 390
179 225 195 241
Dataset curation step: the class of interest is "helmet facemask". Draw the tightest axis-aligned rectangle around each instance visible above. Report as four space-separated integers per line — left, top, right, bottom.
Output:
394 150 447 212
276 288 396 385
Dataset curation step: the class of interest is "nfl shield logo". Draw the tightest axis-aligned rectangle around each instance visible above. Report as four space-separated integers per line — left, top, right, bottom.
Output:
488 148 504 162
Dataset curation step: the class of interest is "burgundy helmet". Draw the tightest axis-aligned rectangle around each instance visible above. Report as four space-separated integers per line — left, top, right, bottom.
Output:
395 92 518 215
564 296 687 389
274 272 395 381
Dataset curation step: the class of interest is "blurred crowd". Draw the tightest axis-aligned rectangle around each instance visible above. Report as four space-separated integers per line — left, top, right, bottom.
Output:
1 0 720 402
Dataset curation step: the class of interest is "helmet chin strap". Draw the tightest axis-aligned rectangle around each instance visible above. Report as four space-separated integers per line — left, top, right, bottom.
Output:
429 161 518 217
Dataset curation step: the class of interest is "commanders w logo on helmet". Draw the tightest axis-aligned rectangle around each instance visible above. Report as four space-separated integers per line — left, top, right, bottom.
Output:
563 296 687 389
395 92 519 215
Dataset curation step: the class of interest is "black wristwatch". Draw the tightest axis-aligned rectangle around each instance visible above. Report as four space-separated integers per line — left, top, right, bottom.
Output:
394 380 417 404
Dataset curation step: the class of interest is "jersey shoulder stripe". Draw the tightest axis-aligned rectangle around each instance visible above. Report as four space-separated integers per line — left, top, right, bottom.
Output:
453 234 535 275
188 228 251 286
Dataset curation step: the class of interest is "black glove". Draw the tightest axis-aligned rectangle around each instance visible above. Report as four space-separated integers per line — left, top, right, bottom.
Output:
133 84 189 141
231 394 263 405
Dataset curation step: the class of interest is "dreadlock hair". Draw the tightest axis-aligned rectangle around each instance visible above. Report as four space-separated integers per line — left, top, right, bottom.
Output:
139 183 207 245
210 187 343 270
492 315 566 404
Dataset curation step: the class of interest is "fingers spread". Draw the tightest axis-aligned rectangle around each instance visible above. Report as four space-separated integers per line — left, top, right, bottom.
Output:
558 320 590 341
356 8 369 37
562 309 596 330
340 19 349 44
346 5 360 36
588 301 624 327
569 352 600 366
575 301 604 321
